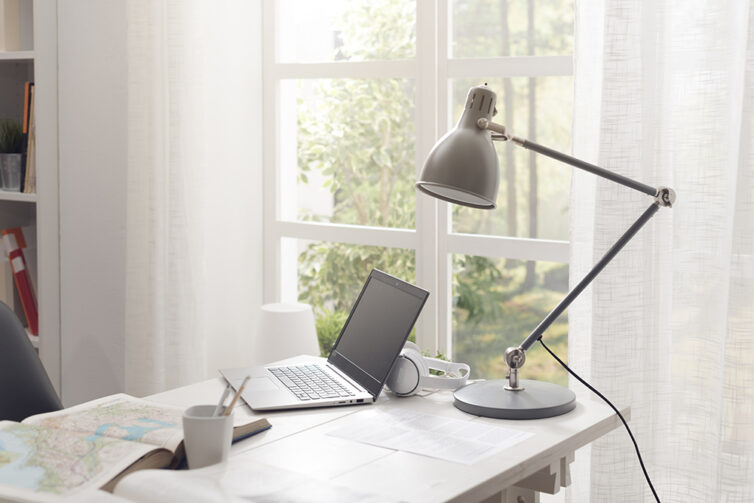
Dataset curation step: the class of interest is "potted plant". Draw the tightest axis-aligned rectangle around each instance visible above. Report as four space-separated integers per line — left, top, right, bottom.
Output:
0 119 24 191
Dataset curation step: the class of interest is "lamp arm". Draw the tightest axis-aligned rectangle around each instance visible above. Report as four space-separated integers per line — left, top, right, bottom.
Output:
478 118 661 198
518 200 662 352
476 118 676 388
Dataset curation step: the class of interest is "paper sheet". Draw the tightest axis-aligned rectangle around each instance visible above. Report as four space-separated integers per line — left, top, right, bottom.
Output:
327 407 533 465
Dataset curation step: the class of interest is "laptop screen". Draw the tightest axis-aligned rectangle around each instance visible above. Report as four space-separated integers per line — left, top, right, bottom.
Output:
327 269 429 398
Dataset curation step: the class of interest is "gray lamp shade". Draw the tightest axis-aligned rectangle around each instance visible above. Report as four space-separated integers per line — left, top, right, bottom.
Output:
416 85 500 209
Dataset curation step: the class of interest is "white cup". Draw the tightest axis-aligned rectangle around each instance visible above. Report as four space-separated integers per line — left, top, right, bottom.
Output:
182 405 233 469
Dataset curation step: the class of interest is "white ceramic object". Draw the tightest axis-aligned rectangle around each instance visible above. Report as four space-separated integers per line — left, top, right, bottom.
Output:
182 405 233 469
253 303 320 365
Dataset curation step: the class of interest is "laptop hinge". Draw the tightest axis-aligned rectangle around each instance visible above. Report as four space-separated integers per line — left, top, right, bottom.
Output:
326 363 371 396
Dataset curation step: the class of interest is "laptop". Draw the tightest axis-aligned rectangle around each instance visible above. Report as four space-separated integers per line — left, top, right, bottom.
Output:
220 269 429 411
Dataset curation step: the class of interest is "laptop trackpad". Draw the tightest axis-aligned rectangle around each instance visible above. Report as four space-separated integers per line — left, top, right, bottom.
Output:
248 377 279 393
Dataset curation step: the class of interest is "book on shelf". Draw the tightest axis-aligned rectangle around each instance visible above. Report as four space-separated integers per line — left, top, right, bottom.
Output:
22 81 36 194
0 394 272 501
1 226 37 335
0 0 20 51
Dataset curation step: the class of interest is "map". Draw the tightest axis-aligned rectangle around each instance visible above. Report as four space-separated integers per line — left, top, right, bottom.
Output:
25 395 185 450
0 395 184 496
0 421 153 495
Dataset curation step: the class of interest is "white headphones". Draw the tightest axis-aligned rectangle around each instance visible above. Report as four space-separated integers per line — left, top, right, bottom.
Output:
385 342 471 396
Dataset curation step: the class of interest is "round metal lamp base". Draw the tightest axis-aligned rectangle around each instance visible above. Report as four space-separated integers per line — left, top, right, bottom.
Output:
454 379 576 419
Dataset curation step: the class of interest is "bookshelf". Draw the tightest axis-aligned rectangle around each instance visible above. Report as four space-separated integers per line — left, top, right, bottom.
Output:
0 0 60 393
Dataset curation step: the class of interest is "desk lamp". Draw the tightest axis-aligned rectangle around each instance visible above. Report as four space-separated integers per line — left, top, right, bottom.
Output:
417 85 675 419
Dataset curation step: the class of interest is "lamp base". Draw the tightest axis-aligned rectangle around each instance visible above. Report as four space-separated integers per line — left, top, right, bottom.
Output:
453 379 576 419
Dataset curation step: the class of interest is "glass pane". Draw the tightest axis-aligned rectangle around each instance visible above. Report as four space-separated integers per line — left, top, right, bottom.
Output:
451 0 574 58
450 77 572 239
281 79 416 228
277 0 416 62
289 239 416 355
452 256 568 386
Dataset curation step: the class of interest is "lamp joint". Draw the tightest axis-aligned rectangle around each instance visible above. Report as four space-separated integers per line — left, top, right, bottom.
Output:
504 347 526 391
476 118 510 140
654 186 676 208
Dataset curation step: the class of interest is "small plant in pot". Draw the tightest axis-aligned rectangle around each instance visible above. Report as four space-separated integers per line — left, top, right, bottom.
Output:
0 119 24 192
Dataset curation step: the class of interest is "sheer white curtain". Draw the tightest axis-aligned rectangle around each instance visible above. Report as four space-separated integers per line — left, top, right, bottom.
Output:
570 0 754 501
125 0 263 396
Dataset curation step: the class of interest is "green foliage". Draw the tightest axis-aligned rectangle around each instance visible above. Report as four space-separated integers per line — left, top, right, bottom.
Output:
315 309 349 356
299 243 414 313
296 0 416 312
453 260 569 385
338 0 415 61
0 119 23 154
297 78 416 228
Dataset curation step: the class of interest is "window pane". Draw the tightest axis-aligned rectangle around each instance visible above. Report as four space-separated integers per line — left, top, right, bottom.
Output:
278 0 416 63
452 256 568 385
281 79 416 228
451 0 574 58
450 77 572 240
288 239 416 355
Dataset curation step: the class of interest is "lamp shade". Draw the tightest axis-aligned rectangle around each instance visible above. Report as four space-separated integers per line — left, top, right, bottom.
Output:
416 85 500 209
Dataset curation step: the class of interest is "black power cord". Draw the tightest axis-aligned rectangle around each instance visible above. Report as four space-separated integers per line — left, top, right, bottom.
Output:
537 337 661 503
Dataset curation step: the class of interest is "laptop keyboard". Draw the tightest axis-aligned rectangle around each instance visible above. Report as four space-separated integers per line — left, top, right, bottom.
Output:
269 364 357 401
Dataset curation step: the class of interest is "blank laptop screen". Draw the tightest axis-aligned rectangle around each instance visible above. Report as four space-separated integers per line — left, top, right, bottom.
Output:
327 270 428 397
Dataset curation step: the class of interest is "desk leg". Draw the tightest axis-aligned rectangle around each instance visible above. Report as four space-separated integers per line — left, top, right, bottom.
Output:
482 453 574 503
478 486 539 503
503 486 539 503
513 452 574 495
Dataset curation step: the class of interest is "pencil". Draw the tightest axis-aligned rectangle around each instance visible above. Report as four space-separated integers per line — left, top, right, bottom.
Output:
213 383 232 416
223 376 250 416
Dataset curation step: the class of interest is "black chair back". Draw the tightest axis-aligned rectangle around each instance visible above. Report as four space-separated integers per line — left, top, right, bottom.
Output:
0 301 62 421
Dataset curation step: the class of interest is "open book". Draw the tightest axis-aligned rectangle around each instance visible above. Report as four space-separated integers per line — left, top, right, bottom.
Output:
0 394 271 501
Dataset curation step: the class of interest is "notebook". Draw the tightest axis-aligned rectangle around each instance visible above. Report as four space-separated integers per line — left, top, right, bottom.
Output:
220 269 429 411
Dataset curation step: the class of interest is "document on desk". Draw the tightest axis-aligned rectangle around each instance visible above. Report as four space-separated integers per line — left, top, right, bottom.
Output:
327 408 533 465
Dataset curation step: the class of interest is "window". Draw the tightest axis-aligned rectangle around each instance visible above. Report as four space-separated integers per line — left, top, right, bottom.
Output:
263 0 574 385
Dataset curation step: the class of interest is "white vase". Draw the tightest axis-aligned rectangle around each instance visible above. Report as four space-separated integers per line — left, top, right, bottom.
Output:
0 153 23 191
252 303 320 365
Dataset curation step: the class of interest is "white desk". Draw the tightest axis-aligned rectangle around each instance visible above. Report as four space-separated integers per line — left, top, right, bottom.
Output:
146 356 628 503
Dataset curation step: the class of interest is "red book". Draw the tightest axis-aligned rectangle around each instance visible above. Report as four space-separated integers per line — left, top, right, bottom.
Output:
1 228 38 335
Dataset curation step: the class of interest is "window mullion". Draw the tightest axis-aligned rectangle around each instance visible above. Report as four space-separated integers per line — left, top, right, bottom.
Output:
415 0 439 352
435 0 452 358
262 0 280 303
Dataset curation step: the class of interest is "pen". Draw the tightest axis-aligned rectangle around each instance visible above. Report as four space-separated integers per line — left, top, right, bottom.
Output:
213 383 232 416
223 376 250 416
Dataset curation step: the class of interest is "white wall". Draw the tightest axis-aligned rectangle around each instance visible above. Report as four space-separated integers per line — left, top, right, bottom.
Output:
58 0 128 406
56 0 264 405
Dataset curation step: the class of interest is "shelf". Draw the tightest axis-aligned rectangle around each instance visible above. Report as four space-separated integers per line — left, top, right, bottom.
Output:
0 50 34 62
27 329 38 348
0 191 37 203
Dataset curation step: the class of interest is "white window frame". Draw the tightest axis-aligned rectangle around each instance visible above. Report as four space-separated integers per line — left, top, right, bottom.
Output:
262 0 571 357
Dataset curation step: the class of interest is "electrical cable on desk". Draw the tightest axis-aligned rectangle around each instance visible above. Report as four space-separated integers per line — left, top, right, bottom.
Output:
537 337 661 503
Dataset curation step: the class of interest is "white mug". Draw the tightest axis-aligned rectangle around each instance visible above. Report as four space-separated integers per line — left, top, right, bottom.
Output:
182 405 233 469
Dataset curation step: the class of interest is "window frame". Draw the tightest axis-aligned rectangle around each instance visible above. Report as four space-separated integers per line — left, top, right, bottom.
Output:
262 0 571 357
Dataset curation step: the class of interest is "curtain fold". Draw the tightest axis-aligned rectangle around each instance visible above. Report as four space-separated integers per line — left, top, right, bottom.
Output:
125 0 263 396
570 0 754 500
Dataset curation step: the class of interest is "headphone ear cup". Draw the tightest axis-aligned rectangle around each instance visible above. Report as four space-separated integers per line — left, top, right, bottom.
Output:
386 352 422 396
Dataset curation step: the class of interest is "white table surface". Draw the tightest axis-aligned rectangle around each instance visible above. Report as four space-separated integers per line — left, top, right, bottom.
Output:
146 356 628 503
